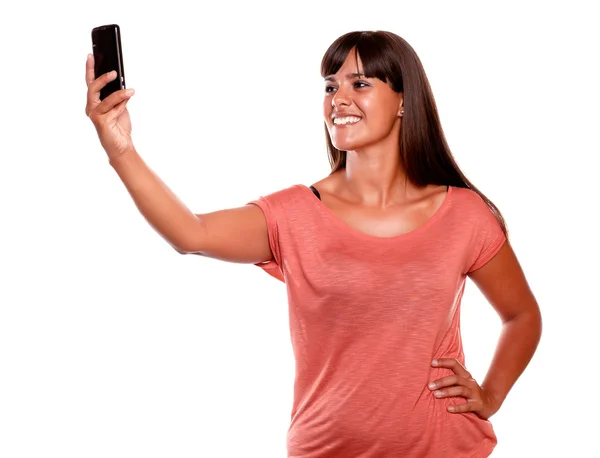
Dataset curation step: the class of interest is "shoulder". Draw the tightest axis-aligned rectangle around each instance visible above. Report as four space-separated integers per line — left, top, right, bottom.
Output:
251 184 306 204
309 171 345 196
450 186 495 217
450 185 506 236
248 184 312 218
450 186 485 205
447 186 506 239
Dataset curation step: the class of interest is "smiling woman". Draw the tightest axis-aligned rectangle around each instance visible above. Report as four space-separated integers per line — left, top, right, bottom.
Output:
323 51 405 164
86 29 542 458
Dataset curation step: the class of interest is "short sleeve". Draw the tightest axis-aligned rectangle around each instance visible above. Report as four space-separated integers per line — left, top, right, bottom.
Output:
465 200 507 273
247 195 285 283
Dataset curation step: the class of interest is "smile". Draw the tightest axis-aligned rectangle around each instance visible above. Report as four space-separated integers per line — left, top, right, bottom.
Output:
333 116 362 126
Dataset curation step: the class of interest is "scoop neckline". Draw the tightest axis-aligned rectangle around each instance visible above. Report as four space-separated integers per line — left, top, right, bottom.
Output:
297 184 453 243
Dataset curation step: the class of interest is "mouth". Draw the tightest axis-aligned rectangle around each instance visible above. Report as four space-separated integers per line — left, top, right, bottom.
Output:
333 116 362 126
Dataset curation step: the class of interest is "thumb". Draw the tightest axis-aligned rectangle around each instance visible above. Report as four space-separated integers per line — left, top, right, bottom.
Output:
109 98 130 121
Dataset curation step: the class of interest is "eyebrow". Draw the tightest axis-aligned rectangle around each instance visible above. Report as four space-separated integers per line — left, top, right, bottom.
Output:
324 72 366 82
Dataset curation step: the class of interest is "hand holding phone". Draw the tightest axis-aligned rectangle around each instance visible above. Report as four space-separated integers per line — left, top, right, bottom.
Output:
86 24 135 159
91 24 126 100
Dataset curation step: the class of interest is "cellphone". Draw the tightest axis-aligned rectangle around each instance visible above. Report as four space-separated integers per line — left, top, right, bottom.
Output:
91 24 126 101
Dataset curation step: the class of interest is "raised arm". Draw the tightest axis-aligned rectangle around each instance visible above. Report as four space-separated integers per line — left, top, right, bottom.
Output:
108 150 272 263
85 54 272 264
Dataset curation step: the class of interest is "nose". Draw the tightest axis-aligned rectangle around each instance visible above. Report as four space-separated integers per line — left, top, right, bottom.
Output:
331 85 351 108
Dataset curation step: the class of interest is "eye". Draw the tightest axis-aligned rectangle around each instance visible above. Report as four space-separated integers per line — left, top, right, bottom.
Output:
325 85 336 94
354 80 370 88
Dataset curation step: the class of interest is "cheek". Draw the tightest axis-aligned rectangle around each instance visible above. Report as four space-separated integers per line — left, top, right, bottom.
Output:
323 100 334 131
364 98 399 129
323 99 332 118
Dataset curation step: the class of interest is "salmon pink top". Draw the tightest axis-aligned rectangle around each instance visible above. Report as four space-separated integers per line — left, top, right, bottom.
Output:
248 184 506 458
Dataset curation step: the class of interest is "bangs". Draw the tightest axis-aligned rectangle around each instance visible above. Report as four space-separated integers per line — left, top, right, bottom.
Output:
320 31 404 92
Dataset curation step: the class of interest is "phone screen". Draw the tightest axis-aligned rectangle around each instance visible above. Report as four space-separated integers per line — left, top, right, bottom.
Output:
91 24 125 100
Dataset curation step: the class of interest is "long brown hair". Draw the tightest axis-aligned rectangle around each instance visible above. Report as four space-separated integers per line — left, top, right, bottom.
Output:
321 31 508 237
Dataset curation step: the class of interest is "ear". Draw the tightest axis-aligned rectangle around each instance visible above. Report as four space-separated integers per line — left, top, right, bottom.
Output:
398 93 404 117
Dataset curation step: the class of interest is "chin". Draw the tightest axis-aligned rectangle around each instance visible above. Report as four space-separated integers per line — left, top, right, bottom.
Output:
331 137 367 152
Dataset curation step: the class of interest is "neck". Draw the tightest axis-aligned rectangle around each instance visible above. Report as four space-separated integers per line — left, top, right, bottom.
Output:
340 137 419 208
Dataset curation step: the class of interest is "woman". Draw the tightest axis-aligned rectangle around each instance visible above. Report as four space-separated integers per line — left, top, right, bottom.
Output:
85 31 542 458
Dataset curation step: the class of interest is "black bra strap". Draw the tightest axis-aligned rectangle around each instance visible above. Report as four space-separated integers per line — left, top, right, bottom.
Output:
309 185 321 200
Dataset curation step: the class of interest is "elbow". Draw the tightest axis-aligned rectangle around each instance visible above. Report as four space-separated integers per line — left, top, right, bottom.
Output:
507 306 543 342
170 216 207 254
172 239 203 255
171 220 208 255
168 241 190 254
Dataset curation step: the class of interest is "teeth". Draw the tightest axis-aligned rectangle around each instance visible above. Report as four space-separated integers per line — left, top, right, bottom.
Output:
333 116 361 125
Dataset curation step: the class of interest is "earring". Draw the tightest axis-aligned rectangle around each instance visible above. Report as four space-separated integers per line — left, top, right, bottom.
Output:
400 109 404 117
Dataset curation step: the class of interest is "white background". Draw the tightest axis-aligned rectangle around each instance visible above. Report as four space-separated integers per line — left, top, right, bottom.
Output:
1 0 598 456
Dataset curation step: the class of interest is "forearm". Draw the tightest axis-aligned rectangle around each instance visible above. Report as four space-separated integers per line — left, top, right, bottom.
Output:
109 148 202 252
480 309 542 406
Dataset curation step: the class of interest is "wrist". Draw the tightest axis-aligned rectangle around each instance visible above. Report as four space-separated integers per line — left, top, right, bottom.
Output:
481 385 505 410
108 147 138 167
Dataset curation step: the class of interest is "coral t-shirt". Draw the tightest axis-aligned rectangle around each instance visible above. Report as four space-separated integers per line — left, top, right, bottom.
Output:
248 184 506 458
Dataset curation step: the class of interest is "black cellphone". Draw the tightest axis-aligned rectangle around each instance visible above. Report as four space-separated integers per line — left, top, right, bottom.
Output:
91 24 126 101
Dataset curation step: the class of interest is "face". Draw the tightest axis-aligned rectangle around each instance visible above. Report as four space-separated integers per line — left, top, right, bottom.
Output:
323 50 403 152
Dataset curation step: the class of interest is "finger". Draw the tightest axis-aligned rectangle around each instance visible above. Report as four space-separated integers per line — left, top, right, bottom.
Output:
87 69 119 112
447 400 476 414
432 358 471 378
433 385 472 399
428 375 462 390
94 88 134 117
85 53 95 87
